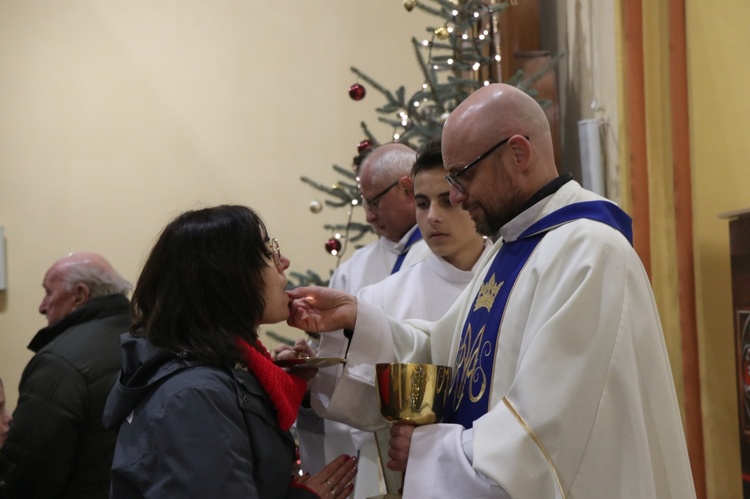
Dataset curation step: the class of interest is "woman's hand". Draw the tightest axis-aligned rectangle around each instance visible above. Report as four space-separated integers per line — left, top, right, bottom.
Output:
292 454 357 498
272 343 295 361
276 338 318 382
273 338 315 361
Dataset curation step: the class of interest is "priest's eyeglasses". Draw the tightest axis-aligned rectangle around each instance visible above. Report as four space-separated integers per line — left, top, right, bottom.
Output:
362 179 399 211
444 135 529 193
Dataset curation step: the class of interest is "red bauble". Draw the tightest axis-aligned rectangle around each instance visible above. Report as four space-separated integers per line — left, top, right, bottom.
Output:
348 83 366 101
325 238 342 255
357 139 373 154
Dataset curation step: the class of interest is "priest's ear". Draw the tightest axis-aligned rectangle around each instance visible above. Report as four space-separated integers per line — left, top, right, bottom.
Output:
398 175 414 197
508 135 533 172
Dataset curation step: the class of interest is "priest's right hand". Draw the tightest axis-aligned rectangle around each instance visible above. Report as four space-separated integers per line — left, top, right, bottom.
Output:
287 286 358 333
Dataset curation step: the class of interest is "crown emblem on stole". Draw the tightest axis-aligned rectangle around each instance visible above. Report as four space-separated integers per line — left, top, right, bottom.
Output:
474 273 503 312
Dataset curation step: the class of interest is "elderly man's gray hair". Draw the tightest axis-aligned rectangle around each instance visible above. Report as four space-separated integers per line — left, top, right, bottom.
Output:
63 261 132 299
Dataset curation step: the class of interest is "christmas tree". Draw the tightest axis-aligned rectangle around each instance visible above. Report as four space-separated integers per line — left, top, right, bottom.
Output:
288 0 556 289
267 0 559 346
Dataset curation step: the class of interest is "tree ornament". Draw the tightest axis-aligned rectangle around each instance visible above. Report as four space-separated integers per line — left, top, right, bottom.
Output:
435 26 450 40
403 0 417 12
358 139 373 154
309 200 323 214
348 83 366 101
325 238 342 255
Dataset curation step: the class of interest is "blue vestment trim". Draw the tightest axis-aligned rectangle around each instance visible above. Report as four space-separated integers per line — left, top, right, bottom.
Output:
443 201 632 428
391 228 423 274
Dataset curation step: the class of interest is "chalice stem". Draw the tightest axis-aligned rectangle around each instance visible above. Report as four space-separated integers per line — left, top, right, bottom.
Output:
373 363 453 498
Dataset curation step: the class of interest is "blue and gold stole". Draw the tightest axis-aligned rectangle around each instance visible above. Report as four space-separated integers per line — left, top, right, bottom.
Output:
442 201 633 428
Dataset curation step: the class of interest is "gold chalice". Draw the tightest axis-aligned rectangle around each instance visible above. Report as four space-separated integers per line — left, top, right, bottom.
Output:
371 362 452 498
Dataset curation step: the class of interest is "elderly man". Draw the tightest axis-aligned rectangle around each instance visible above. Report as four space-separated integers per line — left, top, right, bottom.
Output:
333 142 430 292
288 84 696 498
2 252 131 499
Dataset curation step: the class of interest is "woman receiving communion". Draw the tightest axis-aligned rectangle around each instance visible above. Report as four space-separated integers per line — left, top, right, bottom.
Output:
103 204 356 499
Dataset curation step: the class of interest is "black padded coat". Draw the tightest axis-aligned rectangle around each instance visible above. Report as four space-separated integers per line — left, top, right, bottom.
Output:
2 294 131 499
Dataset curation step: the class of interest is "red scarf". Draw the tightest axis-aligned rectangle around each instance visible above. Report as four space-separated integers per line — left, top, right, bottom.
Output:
236 338 307 431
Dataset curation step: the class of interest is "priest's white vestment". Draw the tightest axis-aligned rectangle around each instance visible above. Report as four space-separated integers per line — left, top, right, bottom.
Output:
312 246 492 426
297 225 429 499
324 181 696 499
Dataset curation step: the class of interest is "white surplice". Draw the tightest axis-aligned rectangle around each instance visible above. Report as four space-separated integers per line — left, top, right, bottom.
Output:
328 225 430 296
311 244 491 497
321 181 696 499
296 225 429 499
312 247 492 429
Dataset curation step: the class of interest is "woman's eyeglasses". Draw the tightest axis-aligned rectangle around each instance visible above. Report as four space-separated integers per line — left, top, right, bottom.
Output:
269 238 281 267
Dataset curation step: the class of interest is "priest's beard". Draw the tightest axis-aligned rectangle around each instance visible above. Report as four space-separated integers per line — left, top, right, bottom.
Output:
473 173 525 236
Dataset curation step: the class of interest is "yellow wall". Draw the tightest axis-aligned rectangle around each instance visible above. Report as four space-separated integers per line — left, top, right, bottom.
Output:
0 1 434 410
620 0 750 497
642 0 685 409
688 0 750 497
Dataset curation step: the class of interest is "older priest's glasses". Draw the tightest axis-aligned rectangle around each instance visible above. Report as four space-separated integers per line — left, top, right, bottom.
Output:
362 179 399 211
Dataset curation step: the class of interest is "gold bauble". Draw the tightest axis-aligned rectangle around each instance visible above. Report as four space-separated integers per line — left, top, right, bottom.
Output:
435 26 450 40
403 0 417 12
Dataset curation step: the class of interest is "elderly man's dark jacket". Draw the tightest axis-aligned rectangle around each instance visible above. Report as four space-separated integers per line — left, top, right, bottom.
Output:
2 294 130 499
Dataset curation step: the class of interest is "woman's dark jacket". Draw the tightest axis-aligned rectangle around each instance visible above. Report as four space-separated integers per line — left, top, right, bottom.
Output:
102 334 316 499
0 452 12 499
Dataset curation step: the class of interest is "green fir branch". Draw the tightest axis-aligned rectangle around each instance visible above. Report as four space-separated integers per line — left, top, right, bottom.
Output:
324 222 372 242
413 2 443 18
331 164 358 180
286 269 330 288
351 67 406 110
411 37 444 114
300 176 352 202
291 0 561 289
359 122 380 144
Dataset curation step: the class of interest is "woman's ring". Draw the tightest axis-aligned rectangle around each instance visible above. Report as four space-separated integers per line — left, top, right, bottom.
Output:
331 486 337 496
